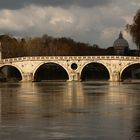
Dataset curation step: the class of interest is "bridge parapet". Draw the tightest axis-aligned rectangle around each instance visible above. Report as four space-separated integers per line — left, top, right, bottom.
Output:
0 56 140 63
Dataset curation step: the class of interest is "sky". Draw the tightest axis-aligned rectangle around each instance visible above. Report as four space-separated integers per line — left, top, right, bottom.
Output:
0 0 140 49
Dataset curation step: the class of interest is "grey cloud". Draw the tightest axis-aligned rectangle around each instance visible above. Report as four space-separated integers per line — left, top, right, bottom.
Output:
0 0 112 9
0 0 138 49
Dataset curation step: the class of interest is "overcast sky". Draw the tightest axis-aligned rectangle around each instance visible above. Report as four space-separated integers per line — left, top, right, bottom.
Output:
0 0 140 48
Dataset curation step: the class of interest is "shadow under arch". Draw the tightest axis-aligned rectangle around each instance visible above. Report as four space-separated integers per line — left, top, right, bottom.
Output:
33 62 69 81
121 63 140 80
0 65 22 82
80 62 110 81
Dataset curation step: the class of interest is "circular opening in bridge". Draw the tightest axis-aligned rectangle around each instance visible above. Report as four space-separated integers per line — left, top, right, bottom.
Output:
0 65 22 82
71 63 78 70
121 63 140 81
34 63 69 81
81 62 110 81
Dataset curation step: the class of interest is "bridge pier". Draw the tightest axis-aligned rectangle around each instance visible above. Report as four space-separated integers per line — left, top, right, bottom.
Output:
110 71 121 82
68 72 81 81
22 73 33 82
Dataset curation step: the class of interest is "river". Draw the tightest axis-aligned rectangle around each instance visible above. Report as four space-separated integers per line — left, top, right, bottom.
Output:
0 81 140 140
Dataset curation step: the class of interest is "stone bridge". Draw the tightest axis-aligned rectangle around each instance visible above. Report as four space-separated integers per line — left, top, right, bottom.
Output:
0 55 140 82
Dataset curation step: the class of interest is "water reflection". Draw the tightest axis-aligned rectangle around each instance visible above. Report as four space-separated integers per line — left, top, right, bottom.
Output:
0 81 139 139
64 82 85 109
0 83 22 120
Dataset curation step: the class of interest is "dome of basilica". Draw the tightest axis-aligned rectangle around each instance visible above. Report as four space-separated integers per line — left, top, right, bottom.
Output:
113 32 129 49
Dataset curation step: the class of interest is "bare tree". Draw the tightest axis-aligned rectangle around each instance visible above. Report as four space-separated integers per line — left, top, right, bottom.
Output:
126 9 140 53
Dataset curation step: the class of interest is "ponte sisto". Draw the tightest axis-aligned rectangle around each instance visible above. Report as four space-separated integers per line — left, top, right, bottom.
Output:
0 32 140 82
0 55 140 82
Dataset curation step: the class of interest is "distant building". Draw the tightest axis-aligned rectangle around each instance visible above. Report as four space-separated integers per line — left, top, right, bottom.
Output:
113 32 129 55
129 49 139 56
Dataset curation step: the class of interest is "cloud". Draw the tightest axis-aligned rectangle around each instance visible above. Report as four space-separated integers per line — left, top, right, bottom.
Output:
0 5 125 45
0 0 112 9
0 0 139 49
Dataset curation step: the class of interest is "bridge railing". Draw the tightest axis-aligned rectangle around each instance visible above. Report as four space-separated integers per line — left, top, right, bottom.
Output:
0 56 140 63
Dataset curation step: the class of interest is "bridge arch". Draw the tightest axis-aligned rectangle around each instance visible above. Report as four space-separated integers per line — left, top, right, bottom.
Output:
33 62 70 81
80 61 110 80
0 64 23 81
120 62 140 80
